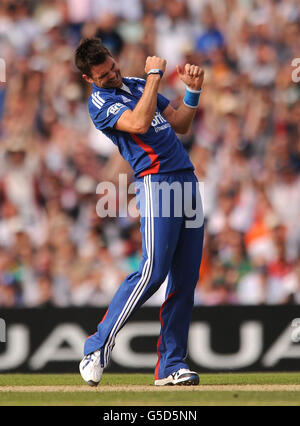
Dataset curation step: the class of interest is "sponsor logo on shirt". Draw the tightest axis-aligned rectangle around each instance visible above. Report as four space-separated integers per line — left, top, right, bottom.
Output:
107 103 126 117
151 112 171 133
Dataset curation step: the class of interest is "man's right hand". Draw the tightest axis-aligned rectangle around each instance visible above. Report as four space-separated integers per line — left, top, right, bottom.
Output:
145 56 167 75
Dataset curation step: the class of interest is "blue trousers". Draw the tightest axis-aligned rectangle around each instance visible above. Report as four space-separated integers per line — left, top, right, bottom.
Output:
84 171 204 379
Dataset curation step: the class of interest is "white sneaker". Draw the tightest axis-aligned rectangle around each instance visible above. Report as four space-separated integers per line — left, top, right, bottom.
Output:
79 350 103 387
154 368 199 386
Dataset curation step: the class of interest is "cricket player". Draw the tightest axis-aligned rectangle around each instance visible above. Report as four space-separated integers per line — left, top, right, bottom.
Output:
75 38 205 386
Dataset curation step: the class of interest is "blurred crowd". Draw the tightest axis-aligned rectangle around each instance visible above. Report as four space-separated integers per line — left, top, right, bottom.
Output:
0 0 300 308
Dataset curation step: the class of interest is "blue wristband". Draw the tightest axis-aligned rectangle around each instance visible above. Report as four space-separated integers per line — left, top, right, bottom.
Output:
184 86 202 108
147 69 164 78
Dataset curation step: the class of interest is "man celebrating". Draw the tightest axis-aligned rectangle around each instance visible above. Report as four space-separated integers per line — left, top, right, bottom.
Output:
75 38 204 386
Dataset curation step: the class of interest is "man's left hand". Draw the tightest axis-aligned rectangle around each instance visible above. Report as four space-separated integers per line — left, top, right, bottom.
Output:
176 64 204 91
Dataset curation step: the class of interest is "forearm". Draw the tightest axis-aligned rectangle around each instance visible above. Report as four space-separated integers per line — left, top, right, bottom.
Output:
115 56 166 134
171 101 198 134
131 74 161 132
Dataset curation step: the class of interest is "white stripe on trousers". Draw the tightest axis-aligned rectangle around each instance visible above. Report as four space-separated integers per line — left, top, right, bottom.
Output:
103 175 154 366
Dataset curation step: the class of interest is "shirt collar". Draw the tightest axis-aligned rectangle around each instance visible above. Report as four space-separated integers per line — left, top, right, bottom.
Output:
92 82 115 93
92 79 131 94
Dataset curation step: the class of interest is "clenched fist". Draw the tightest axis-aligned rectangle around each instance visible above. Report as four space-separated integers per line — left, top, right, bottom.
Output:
145 56 167 75
177 64 204 91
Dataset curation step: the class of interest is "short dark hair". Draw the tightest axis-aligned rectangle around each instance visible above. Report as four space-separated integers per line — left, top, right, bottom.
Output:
75 38 112 77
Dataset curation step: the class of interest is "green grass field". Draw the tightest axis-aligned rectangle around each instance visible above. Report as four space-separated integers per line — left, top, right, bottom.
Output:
0 372 300 406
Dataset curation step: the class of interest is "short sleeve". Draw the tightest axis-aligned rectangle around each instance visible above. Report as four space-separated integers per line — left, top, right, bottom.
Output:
157 92 170 112
89 95 129 131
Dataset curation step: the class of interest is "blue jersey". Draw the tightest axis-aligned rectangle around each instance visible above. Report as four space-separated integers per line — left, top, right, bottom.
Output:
89 77 194 178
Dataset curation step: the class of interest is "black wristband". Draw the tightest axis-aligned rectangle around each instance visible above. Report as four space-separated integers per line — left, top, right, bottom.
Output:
147 69 164 78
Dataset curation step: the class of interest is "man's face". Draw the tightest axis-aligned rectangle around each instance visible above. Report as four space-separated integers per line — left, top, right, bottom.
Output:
83 56 123 89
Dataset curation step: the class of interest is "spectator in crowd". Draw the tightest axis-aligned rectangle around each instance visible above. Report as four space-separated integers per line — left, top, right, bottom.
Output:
0 0 300 307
